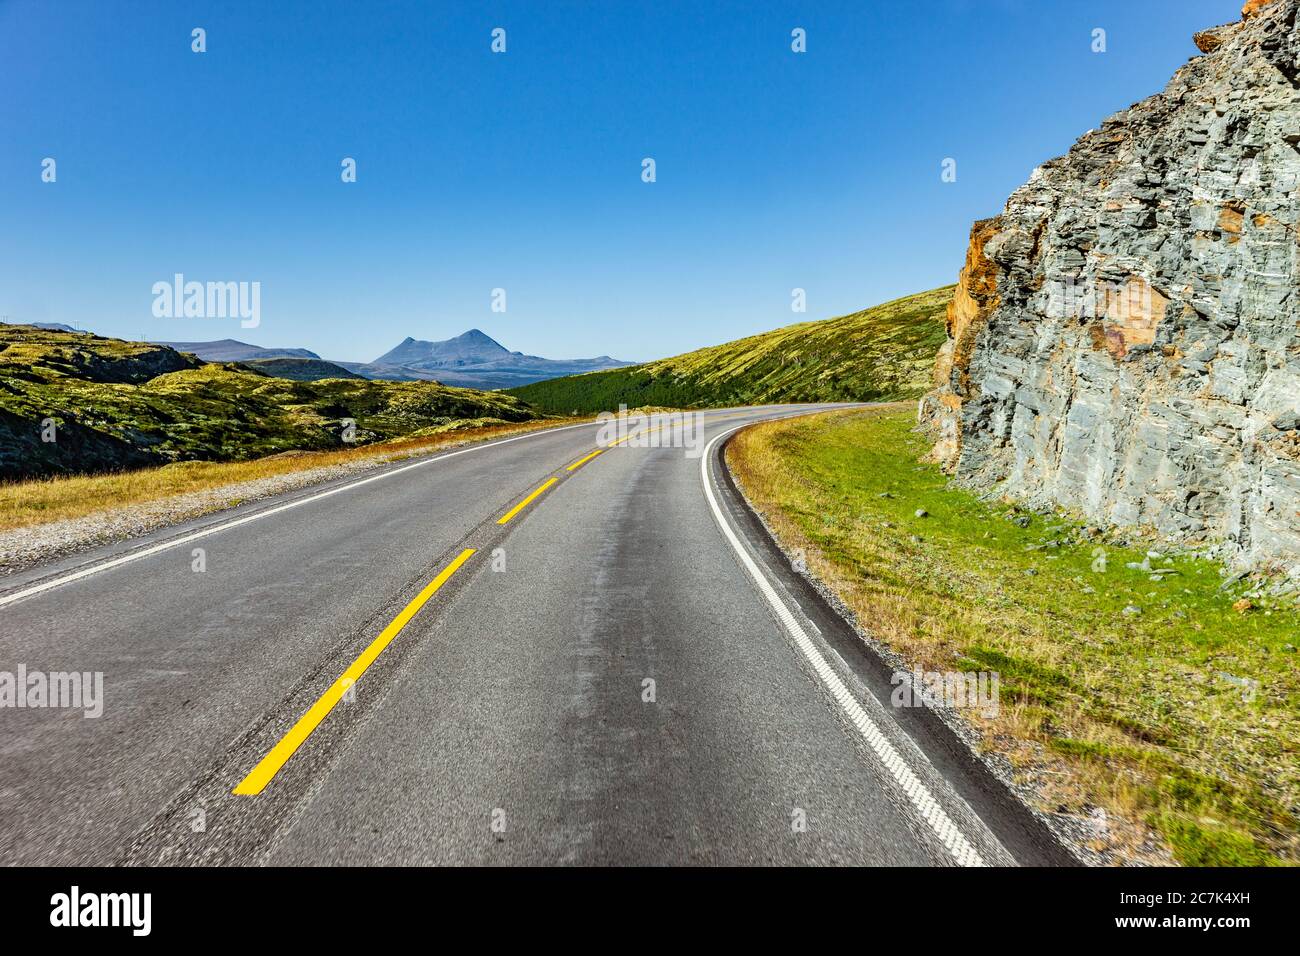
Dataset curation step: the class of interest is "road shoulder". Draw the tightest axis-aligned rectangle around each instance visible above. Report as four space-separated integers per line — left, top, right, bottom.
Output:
713 416 1080 867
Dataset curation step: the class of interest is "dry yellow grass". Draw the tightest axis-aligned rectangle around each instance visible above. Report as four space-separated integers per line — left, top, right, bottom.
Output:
0 418 587 533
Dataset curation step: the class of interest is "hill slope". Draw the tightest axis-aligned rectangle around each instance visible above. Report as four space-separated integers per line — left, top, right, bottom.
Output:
506 287 953 414
153 338 321 362
242 357 364 381
0 325 537 480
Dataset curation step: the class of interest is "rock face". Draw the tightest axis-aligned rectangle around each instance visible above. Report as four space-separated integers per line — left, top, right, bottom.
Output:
920 0 1300 576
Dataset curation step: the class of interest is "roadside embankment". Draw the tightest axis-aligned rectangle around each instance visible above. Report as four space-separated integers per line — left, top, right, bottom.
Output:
726 405 1298 866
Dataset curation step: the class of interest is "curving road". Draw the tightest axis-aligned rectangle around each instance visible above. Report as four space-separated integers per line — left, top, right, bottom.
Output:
0 405 1070 866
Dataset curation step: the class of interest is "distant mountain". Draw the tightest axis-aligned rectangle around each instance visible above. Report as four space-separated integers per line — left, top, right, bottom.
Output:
243 357 363 381
0 324 538 480
360 328 633 390
375 329 510 367
1 321 78 332
507 287 953 414
154 338 321 362
142 330 630 390
331 361 434 382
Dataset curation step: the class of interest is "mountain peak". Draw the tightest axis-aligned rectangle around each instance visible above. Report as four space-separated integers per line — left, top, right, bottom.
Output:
373 328 510 367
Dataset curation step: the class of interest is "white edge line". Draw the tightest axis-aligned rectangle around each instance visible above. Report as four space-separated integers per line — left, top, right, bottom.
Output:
700 421 987 867
0 408 777 609
0 420 600 610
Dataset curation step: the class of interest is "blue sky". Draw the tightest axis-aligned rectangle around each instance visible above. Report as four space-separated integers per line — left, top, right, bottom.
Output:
1 0 1238 364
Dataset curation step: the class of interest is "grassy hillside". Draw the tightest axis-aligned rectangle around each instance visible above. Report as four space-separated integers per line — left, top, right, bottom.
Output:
507 287 953 413
243 357 365 381
0 325 538 480
729 407 1299 865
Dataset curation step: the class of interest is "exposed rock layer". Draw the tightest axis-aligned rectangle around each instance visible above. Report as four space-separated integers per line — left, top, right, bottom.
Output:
920 0 1300 575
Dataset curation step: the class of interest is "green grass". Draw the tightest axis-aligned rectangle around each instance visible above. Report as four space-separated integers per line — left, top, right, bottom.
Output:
506 287 953 414
728 406 1299 866
0 325 540 480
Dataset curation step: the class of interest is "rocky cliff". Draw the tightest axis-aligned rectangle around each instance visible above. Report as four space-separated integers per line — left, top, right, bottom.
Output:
920 0 1300 577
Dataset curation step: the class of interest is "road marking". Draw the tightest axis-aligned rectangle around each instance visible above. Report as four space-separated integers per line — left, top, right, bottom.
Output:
232 548 477 796
0 421 600 611
0 408 832 611
699 425 986 867
566 449 604 471
607 427 652 447
497 477 558 525
567 415 726 472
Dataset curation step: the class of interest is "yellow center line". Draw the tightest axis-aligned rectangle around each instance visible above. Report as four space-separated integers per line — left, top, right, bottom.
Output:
607 423 665 447
566 449 604 471
496 477 558 525
565 422 669 474
232 547 477 796
572 413 751 470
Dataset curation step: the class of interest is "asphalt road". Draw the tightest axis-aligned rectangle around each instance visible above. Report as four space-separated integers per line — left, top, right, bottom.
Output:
0 405 1070 866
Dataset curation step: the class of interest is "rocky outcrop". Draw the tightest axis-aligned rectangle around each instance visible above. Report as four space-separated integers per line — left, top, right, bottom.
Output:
920 0 1300 576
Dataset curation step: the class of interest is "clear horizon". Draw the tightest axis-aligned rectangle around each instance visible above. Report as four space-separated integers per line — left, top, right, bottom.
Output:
2 0 1237 364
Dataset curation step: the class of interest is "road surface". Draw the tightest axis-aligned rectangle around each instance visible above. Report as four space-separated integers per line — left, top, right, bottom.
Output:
0 405 1070 866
